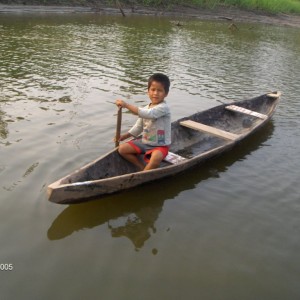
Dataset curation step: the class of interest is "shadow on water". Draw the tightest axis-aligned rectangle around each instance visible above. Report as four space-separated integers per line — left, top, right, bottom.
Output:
48 122 274 249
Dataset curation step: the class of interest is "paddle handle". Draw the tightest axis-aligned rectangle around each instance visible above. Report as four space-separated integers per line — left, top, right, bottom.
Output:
115 106 122 147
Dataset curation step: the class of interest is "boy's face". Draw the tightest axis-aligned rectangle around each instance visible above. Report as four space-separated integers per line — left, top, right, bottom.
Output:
148 81 168 105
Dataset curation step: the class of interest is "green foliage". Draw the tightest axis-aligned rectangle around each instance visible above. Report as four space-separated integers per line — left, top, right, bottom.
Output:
142 0 300 13
219 0 300 13
116 0 300 13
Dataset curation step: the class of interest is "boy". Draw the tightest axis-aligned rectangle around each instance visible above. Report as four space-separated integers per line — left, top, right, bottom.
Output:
115 73 171 171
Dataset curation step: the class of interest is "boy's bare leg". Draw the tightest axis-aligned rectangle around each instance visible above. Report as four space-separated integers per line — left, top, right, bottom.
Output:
144 150 163 171
118 143 145 171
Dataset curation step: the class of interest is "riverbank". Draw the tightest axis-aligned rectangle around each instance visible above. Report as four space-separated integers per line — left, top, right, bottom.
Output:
0 3 300 28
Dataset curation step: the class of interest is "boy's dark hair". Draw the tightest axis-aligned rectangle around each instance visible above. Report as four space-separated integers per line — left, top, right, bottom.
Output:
148 73 170 94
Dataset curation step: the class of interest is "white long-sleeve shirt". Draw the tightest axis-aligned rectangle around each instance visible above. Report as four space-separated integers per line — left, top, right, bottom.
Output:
129 101 171 146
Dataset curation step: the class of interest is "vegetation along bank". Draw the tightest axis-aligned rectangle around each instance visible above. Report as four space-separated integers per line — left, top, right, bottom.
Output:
1 0 300 14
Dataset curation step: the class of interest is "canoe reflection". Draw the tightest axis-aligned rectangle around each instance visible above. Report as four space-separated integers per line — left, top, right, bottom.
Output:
47 189 166 251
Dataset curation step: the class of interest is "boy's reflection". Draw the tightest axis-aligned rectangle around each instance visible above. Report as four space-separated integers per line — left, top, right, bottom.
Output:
108 205 161 250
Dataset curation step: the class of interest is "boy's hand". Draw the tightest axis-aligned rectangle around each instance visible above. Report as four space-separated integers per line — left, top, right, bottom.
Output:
113 133 130 143
115 99 127 108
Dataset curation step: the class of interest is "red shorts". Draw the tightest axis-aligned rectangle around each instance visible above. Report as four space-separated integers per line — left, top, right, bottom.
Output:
128 139 169 163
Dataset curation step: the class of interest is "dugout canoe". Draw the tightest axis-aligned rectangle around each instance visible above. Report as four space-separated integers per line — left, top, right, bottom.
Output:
47 91 281 204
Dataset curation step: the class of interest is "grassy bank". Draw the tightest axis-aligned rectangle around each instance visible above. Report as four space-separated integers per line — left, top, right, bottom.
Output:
210 0 300 13
153 0 299 13
132 0 300 13
0 0 300 14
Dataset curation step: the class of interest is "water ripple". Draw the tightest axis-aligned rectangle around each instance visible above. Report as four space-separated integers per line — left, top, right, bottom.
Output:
1 14 300 299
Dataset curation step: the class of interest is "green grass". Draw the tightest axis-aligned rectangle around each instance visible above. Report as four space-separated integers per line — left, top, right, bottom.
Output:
219 0 300 13
138 0 300 13
192 0 300 13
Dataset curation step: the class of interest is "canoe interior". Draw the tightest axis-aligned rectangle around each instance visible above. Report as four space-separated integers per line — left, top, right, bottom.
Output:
59 93 279 185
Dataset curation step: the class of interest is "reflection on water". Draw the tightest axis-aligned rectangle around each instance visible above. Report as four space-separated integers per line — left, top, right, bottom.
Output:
48 122 274 249
48 193 164 251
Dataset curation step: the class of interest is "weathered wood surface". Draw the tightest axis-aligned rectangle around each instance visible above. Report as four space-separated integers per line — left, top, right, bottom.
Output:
115 106 122 147
180 119 239 140
47 92 281 204
267 91 281 98
225 105 268 119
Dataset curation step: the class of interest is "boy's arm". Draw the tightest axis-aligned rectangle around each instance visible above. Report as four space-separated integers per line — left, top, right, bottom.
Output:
119 132 132 141
115 99 169 119
138 102 169 119
129 117 143 137
116 99 138 115
115 99 143 138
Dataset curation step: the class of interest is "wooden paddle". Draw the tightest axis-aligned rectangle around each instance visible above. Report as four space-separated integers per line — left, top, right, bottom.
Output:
115 106 122 147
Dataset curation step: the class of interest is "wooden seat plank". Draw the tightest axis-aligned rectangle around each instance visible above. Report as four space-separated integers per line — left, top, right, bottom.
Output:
226 105 268 120
180 120 238 141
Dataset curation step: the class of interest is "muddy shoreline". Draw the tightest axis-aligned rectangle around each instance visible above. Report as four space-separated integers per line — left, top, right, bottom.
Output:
0 3 300 28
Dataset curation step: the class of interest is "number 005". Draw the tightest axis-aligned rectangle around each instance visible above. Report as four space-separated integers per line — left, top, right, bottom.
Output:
0 264 13 271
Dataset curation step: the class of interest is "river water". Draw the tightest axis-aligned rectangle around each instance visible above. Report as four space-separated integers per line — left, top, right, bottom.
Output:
0 12 300 299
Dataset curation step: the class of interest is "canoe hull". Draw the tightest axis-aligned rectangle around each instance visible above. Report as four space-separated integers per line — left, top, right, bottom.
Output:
48 143 233 204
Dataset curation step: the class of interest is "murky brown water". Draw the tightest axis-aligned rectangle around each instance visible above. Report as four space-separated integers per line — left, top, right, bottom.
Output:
1 13 300 299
